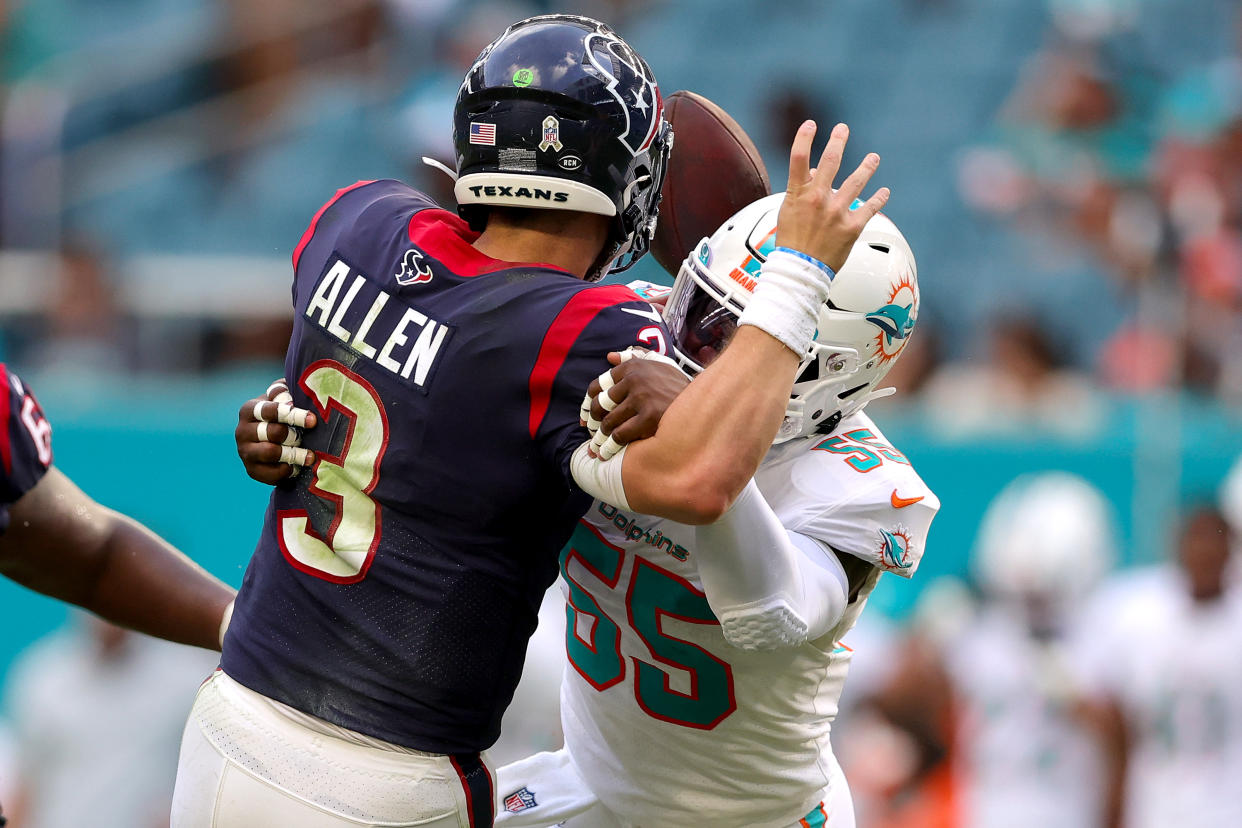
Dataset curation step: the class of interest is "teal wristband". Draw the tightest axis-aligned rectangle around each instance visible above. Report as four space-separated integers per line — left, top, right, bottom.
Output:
773 247 835 280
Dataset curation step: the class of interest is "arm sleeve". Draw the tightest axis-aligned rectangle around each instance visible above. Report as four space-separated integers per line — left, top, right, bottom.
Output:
530 290 670 487
695 480 848 650
0 365 53 529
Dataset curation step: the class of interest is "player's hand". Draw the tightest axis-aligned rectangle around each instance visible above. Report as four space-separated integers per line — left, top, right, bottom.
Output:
235 378 317 485
776 121 889 273
580 348 690 460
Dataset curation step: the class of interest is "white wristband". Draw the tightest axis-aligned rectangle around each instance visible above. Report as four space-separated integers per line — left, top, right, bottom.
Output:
569 441 631 511
737 247 834 357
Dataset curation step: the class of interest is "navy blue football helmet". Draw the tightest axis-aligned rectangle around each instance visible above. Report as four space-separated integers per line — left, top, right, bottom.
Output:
453 14 673 279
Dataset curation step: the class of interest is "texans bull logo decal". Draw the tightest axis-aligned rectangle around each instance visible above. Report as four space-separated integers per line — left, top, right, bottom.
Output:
396 249 433 286
584 29 662 157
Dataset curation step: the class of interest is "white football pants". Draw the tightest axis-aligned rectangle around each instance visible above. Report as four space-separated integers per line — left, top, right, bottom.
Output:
172 671 496 827
494 746 855 828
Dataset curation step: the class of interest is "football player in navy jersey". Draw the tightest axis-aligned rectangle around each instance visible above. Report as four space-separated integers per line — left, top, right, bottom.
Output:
173 14 888 828
0 363 235 648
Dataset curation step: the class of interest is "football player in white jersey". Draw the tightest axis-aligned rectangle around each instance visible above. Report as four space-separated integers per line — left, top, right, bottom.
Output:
495 193 938 828
234 194 936 827
1080 506 1242 828
947 472 1118 828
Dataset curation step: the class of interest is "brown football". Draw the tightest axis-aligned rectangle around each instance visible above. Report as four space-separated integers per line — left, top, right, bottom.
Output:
650 90 771 277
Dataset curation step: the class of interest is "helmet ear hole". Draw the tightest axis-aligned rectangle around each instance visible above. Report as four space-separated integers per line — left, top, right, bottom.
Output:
838 383 868 399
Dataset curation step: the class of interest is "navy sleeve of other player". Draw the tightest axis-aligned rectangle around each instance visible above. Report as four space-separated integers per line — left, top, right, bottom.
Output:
527 289 670 486
0 365 53 532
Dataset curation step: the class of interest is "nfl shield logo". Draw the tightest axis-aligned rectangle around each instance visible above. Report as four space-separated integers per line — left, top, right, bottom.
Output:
538 116 563 152
503 787 538 813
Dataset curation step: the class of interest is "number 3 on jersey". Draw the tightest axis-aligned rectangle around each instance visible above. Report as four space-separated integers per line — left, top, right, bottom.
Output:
278 359 389 583
562 522 736 730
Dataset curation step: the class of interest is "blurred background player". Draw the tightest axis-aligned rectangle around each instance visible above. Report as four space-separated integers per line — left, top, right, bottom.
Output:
175 12 889 826
839 473 1118 828
948 473 1118 828
1080 505 1242 828
2 615 217 828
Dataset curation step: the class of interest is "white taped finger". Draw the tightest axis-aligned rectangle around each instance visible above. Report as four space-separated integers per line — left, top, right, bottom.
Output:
256 421 270 444
266 378 289 397
279 445 311 467
580 392 592 425
598 386 619 412
272 390 294 406
616 349 638 363
585 408 601 433
252 401 267 422
276 402 310 428
631 347 682 369
598 368 615 393
281 427 302 447
591 427 608 451
598 434 623 461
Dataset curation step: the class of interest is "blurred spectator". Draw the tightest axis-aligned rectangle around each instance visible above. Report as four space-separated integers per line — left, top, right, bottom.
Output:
1080 506 1242 828
1 615 217 828
921 314 1104 438
24 237 127 373
844 639 958 828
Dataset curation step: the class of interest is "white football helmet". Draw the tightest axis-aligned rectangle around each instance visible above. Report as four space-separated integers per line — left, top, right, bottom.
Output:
973 472 1117 609
663 192 919 441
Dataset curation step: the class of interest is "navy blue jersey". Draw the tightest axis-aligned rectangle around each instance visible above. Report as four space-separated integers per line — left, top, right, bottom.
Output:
0 365 53 534
222 180 671 753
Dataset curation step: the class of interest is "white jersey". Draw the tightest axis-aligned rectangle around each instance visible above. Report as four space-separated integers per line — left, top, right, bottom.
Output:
1078 568 1242 828
948 607 1105 828
557 412 939 826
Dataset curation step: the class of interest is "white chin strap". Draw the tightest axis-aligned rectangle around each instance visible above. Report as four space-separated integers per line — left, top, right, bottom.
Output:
421 156 458 182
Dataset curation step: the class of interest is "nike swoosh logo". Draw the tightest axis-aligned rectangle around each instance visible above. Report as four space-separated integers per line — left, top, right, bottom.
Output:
891 490 924 509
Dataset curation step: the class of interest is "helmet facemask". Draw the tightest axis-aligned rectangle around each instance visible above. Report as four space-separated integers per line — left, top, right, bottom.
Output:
662 192 918 442
665 251 870 442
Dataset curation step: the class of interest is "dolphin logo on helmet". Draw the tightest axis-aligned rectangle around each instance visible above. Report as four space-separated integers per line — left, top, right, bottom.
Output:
866 302 916 346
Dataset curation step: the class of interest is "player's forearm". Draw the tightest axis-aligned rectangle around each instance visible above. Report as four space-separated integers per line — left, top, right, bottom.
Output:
1092 698 1129 828
0 469 234 650
86 511 235 650
622 325 799 523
